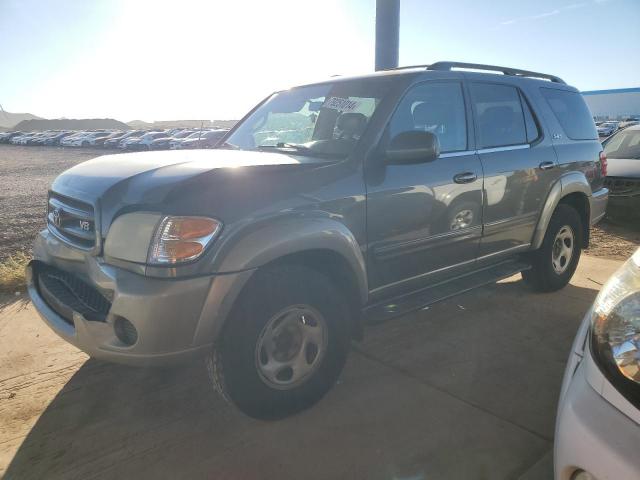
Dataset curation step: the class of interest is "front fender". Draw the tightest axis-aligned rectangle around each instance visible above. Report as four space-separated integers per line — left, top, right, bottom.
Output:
192 215 368 345
212 215 367 301
532 172 591 249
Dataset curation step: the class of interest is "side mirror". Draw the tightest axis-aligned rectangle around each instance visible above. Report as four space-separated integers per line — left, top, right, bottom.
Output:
386 131 440 164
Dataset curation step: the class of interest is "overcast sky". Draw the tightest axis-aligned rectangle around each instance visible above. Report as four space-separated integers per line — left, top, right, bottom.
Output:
1 0 638 121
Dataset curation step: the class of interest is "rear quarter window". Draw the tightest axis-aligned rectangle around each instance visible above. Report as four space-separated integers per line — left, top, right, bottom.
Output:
541 88 597 140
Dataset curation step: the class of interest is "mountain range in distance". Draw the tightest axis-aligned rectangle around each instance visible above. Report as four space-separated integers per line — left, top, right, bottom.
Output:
0 110 237 131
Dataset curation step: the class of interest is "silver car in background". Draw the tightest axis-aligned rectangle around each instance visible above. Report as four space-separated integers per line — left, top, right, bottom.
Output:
555 248 640 480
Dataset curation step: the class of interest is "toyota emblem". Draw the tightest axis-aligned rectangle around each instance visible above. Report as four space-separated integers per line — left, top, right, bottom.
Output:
52 207 62 227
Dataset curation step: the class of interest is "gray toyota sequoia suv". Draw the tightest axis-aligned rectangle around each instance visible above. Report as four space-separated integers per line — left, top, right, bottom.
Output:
28 62 609 418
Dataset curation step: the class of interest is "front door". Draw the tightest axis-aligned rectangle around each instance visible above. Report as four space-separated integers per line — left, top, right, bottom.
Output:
365 81 483 298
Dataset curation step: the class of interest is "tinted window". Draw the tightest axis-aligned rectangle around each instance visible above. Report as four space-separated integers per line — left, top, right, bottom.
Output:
520 92 541 143
470 83 527 148
389 82 467 153
541 88 598 140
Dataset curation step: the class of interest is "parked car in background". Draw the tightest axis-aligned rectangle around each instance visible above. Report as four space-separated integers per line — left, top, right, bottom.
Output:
28 62 608 419
149 129 194 150
60 132 87 147
598 121 619 137
103 130 141 149
73 131 111 147
0 131 22 143
119 131 150 149
123 131 167 151
44 131 74 146
602 124 640 220
176 129 228 149
555 248 640 480
88 131 121 147
168 130 205 149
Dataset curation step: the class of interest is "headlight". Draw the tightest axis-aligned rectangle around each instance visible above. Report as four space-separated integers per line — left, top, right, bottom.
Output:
147 216 222 265
591 249 640 403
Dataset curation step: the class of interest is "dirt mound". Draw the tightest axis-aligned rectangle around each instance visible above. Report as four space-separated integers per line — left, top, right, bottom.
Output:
13 118 129 131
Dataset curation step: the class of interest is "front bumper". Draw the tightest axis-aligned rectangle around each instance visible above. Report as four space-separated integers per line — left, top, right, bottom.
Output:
28 229 253 366
555 313 640 480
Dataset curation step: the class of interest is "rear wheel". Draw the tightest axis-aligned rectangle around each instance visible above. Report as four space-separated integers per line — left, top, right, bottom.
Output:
206 264 351 419
522 204 582 292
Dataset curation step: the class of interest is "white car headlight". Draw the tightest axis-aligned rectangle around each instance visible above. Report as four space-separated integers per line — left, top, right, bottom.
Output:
147 216 222 265
591 249 640 401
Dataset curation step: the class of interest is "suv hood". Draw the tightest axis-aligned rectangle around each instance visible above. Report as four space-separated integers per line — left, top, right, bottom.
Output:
51 149 329 232
607 158 640 178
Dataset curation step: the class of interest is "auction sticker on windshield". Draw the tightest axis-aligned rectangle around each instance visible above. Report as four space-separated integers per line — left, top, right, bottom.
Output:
323 97 361 112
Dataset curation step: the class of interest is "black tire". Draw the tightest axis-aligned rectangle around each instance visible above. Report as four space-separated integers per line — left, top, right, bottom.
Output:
522 204 582 292
206 264 351 419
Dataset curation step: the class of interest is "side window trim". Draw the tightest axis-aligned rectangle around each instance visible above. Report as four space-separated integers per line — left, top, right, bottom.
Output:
468 80 541 150
518 90 544 145
383 79 470 154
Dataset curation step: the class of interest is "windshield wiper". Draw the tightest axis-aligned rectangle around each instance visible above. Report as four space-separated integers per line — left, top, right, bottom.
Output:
257 143 313 153
256 143 342 159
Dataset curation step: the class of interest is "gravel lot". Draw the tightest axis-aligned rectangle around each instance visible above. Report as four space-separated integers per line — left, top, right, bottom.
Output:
0 144 637 263
0 145 102 262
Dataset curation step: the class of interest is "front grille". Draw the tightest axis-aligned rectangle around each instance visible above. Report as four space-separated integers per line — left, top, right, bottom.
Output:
35 263 111 324
603 177 640 196
47 192 96 249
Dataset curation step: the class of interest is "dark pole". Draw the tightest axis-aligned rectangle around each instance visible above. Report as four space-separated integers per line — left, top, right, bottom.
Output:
375 0 400 71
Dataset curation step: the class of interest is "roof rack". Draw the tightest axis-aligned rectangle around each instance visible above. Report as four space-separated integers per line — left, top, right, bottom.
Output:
388 61 566 84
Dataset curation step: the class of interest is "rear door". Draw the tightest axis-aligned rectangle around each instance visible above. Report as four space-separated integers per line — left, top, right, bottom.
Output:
365 80 483 297
469 81 561 259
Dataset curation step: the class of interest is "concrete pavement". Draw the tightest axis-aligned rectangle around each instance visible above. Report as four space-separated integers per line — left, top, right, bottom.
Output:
0 255 623 479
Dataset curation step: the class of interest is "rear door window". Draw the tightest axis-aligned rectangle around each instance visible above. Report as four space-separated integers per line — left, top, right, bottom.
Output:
470 83 527 149
541 88 598 140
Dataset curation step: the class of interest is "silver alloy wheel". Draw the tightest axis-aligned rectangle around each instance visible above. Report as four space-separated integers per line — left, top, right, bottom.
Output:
551 225 574 274
255 305 328 390
450 209 474 230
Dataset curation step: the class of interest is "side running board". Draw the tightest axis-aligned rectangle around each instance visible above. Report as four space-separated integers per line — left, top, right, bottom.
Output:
364 259 531 324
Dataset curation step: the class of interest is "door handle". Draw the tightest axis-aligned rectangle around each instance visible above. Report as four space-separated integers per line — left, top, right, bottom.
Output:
453 172 477 184
539 161 555 170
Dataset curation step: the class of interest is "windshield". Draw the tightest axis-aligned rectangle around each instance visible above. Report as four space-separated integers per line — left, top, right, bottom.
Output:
223 79 390 158
604 130 640 159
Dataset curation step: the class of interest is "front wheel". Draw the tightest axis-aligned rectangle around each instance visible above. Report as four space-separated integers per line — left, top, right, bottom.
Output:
522 204 582 292
206 264 351 419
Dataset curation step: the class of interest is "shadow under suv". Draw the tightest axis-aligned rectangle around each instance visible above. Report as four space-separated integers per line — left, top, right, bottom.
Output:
28 62 608 418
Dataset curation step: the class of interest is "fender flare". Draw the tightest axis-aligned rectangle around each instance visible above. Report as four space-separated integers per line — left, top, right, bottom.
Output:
531 172 591 250
194 215 368 345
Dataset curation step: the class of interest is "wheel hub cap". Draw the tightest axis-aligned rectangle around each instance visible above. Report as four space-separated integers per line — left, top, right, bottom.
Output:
255 305 328 390
552 225 574 274
450 209 474 230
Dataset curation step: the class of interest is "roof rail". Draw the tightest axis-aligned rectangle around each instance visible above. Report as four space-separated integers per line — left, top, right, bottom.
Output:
427 61 566 84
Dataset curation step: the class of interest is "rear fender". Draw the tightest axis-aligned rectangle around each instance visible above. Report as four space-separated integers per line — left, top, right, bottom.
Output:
532 172 591 250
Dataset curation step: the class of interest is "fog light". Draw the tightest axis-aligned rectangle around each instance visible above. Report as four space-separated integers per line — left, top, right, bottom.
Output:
114 317 138 346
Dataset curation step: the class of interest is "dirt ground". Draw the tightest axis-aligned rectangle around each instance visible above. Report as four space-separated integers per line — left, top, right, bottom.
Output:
0 144 638 263
0 255 623 479
0 145 101 262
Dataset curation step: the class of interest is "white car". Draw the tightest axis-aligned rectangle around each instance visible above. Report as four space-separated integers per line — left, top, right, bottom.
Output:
555 248 640 480
60 132 87 147
66 131 108 147
123 131 169 151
